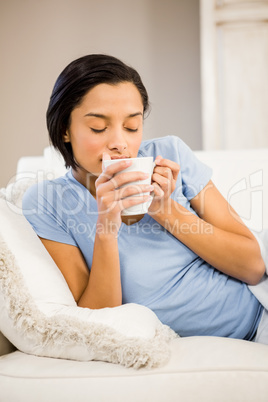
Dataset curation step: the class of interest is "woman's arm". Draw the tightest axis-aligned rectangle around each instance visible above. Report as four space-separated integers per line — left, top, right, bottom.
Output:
40 156 152 309
149 158 265 285
40 233 122 309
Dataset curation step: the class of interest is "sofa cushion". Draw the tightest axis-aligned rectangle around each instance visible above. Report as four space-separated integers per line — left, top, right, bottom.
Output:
1 337 268 402
0 197 176 368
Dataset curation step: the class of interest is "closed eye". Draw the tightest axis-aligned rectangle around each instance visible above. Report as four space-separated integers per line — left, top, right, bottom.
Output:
125 128 138 132
91 128 107 133
91 127 138 133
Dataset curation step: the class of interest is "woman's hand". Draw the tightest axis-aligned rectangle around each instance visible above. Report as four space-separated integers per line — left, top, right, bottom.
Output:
149 155 180 216
94 153 154 236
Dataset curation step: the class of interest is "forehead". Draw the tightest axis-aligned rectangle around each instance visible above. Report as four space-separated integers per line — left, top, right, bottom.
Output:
77 82 144 113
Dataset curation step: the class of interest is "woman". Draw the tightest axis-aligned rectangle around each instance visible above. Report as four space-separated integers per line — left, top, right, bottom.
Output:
23 54 266 341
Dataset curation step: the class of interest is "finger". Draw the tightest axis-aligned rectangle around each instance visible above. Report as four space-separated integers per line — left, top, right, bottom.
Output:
155 157 180 172
154 156 180 181
97 188 153 215
118 194 153 212
98 183 154 201
152 172 171 193
152 182 164 197
102 152 111 171
97 159 133 185
101 170 151 191
118 183 154 199
153 166 173 179
154 155 163 165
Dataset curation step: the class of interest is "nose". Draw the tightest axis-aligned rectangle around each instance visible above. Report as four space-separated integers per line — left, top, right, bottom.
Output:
107 129 127 153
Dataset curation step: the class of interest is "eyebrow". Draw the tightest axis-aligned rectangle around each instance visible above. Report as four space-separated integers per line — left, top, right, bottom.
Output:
84 112 143 118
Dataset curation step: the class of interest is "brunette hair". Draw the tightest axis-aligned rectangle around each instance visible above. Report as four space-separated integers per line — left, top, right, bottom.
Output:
46 54 149 169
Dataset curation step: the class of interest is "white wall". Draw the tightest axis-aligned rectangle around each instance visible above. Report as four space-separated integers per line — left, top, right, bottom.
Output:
0 0 201 187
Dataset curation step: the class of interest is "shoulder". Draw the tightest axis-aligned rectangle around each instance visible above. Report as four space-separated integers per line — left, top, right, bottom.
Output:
23 174 66 198
22 172 73 213
138 135 186 160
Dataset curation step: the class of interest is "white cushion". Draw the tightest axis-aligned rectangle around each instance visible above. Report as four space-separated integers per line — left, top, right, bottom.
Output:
16 147 67 180
0 197 176 368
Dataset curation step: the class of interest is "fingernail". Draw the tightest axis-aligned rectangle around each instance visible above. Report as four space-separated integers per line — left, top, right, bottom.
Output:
147 185 154 190
144 185 154 191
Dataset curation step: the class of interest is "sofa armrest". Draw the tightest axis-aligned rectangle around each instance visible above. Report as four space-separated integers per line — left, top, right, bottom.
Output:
0 331 16 356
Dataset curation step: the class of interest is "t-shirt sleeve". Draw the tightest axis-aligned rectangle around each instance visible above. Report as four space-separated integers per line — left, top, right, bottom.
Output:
176 137 213 200
22 182 77 246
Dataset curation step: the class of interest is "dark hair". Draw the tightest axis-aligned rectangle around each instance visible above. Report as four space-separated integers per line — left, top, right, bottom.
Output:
46 54 150 169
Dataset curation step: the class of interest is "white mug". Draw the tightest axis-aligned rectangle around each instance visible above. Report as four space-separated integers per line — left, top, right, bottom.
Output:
103 156 154 215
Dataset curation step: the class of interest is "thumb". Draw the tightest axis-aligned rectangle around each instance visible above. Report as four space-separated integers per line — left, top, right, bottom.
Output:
102 152 111 171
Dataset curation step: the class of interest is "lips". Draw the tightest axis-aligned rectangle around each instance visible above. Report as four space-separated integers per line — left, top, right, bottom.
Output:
110 155 130 160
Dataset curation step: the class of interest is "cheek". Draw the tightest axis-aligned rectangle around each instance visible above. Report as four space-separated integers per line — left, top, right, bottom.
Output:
72 134 103 156
129 134 143 153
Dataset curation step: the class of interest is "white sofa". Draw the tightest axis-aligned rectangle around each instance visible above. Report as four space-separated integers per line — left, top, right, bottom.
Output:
1 146 268 402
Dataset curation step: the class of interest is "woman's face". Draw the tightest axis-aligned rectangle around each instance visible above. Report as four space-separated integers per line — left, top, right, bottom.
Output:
64 82 144 191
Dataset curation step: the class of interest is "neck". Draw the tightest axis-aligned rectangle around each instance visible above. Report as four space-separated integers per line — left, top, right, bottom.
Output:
72 168 98 197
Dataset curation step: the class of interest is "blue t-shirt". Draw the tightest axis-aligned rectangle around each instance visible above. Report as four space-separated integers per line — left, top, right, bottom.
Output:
22 136 263 339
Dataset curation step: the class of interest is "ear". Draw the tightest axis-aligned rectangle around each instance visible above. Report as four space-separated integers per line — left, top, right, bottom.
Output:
63 130 70 143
